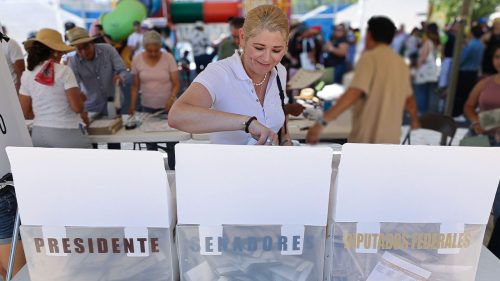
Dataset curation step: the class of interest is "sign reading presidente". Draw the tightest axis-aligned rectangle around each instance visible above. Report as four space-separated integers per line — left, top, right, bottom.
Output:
33 237 161 255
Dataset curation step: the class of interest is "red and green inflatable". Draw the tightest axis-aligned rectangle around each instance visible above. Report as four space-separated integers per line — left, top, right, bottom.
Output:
169 1 240 23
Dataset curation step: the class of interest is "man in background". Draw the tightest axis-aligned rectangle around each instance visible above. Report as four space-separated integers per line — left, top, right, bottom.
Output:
67 27 127 149
217 17 245 60
307 16 420 144
190 21 210 74
127 20 143 59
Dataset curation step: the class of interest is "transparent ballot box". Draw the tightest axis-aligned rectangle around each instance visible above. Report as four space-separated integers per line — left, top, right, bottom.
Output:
20 226 177 281
177 225 325 281
326 144 500 281
327 222 485 281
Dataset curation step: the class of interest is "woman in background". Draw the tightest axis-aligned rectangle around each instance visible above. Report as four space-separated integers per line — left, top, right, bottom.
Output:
413 23 440 113
129 30 180 115
19 28 90 148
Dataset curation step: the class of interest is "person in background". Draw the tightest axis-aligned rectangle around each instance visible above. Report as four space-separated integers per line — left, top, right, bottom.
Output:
179 50 191 90
0 27 27 279
0 25 25 93
438 22 457 91
464 45 500 147
391 24 407 55
482 18 500 76
453 25 485 117
404 27 421 68
306 16 420 144
19 28 90 148
283 23 307 79
324 23 349 84
127 20 143 59
346 26 358 70
218 17 245 60
93 24 113 45
465 48 500 259
67 27 127 115
190 21 210 74
413 23 440 114
67 27 127 149
61 22 77 65
63 21 76 43
129 30 180 115
129 30 180 161
169 5 292 146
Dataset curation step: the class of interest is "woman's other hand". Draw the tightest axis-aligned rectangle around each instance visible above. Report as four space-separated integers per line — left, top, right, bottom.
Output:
248 120 279 145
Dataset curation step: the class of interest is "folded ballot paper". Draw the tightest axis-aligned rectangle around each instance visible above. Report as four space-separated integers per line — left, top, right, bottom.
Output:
479 108 500 131
366 252 431 281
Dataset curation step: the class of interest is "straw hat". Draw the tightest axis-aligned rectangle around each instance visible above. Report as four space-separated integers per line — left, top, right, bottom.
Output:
23 28 74 52
67 27 95 46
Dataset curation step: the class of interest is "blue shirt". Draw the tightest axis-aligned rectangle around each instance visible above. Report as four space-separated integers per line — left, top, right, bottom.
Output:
69 44 127 113
459 38 484 72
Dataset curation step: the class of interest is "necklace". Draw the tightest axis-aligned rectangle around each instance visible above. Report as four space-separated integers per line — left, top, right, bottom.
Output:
253 72 268 86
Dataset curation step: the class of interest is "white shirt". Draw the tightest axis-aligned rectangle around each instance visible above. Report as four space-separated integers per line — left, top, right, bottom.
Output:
20 61 82 129
190 29 209 56
127 32 144 57
193 52 287 144
1 38 24 83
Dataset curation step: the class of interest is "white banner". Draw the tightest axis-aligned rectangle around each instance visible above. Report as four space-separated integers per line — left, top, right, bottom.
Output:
0 45 32 176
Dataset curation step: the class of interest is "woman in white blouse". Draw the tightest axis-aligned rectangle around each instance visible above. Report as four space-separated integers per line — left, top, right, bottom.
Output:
168 5 292 145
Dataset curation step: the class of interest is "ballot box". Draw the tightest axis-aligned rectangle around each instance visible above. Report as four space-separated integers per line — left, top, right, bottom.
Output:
175 144 333 281
325 144 500 281
7 148 178 281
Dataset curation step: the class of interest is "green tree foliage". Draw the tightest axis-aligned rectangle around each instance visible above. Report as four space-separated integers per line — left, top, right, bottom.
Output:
291 0 357 15
430 0 499 22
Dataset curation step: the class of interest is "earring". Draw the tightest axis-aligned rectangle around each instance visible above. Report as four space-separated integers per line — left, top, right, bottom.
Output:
53 52 59 58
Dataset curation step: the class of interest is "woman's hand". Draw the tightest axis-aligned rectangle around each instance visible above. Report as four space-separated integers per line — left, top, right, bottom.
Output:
80 112 90 127
164 98 175 113
248 120 279 145
472 122 484 135
128 107 135 116
306 122 323 144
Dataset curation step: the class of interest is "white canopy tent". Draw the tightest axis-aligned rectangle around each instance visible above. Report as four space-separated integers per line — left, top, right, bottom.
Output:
335 0 428 31
0 0 84 47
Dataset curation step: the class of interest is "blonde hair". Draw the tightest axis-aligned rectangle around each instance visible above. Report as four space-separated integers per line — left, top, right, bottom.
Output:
242 5 289 43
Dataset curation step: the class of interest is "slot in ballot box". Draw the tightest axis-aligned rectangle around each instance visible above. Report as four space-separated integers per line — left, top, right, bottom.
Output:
175 144 333 281
6 147 178 281
325 144 500 281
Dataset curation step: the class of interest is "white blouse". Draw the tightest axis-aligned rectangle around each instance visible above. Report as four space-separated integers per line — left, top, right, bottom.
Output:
193 53 287 144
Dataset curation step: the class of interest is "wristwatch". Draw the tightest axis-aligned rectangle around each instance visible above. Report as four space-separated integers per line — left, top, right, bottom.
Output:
244 116 257 133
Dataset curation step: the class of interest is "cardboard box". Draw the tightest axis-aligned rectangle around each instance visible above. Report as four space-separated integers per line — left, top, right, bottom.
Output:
87 118 122 135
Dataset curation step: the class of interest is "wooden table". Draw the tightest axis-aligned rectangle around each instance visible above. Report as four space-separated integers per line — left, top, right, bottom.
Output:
191 110 352 142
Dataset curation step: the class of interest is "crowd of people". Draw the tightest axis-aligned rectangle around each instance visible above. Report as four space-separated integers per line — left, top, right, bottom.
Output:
1 5 500 277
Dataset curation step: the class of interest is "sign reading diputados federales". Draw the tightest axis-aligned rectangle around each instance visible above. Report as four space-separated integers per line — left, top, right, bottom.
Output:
342 230 472 251
0 46 32 176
